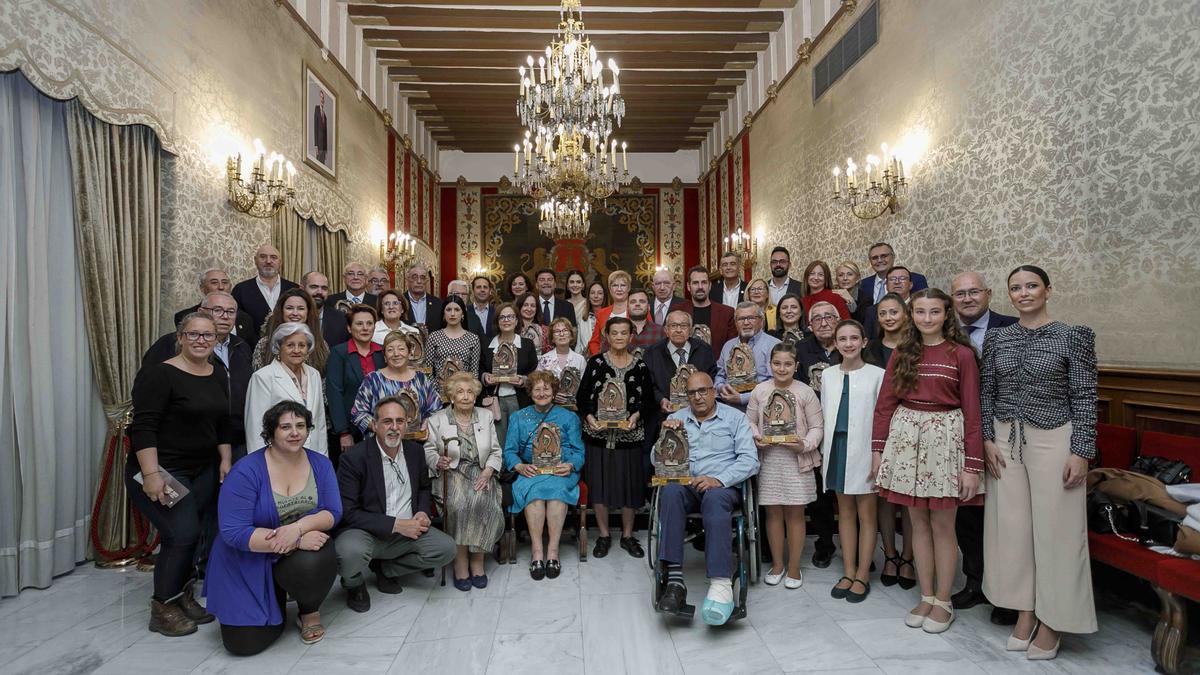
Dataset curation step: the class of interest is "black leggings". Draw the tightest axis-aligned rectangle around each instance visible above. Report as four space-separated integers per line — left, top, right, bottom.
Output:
220 545 338 657
125 460 218 600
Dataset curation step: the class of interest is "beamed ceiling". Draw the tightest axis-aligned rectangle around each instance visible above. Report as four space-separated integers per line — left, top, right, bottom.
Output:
346 1 799 153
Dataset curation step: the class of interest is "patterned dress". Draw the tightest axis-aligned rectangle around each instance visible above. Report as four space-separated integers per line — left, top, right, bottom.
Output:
350 369 442 433
577 352 655 509
444 412 504 553
426 328 481 380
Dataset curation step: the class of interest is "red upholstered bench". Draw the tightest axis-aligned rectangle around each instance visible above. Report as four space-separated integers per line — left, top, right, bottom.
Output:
1087 425 1200 674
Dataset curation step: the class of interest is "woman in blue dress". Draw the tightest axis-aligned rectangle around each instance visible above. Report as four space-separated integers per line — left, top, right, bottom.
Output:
351 330 440 434
504 369 585 581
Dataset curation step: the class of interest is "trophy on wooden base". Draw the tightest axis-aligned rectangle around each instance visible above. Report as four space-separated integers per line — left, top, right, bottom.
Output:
651 425 692 485
406 332 432 375
554 366 581 410
531 422 563 474
781 328 805 348
437 358 464 402
691 324 712 346
397 388 427 440
596 378 632 430
761 388 801 444
807 362 830 395
667 364 697 412
491 341 521 384
726 342 758 393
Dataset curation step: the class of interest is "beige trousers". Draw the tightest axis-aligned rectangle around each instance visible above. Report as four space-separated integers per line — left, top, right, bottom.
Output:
983 420 1098 634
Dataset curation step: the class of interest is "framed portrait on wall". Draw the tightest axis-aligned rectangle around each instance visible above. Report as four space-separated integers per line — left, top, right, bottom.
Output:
304 63 337 180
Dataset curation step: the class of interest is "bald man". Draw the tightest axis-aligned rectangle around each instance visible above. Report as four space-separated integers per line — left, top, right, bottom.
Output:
174 268 257 343
231 243 298 330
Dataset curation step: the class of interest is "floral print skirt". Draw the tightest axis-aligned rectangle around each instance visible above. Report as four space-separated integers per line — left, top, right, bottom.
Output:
876 407 983 510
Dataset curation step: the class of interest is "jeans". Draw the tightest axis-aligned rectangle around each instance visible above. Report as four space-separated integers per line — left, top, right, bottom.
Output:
124 459 218 600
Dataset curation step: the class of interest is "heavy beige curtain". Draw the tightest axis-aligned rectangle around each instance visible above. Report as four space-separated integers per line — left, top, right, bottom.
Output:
65 100 162 562
271 206 306 283
317 227 348 292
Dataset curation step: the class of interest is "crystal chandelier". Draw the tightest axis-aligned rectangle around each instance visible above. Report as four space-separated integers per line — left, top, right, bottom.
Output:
832 142 908 220
539 195 592 239
513 0 630 201
226 138 295 219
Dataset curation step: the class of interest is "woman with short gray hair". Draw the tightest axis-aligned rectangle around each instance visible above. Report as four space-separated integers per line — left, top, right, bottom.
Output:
244 322 329 455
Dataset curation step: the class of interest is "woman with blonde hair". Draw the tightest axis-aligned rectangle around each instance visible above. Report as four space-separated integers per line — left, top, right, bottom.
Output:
745 278 778 331
424 371 504 590
834 261 863 316
586 270 632 356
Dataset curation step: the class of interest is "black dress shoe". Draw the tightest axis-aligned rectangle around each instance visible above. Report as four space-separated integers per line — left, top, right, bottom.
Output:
529 560 546 580
346 584 371 613
812 548 834 569
593 536 612 558
951 586 986 610
620 536 645 558
990 606 1018 626
545 559 561 579
376 574 403 595
659 582 687 613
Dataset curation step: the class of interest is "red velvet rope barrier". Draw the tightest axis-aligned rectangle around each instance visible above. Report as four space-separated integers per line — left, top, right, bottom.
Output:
89 431 159 561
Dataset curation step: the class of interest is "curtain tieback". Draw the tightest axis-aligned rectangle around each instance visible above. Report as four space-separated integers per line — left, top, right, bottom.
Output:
103 400 134 434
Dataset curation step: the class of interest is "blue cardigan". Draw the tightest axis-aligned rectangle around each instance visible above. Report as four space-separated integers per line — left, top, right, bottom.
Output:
204 449 342 626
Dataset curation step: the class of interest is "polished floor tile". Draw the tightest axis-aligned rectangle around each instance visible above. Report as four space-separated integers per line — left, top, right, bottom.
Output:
0 534 1165 675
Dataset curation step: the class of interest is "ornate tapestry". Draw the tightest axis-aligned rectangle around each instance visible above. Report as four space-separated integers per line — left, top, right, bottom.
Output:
481 194 658 286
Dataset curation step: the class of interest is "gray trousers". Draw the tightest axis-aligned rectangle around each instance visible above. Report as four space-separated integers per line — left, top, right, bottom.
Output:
335 526 457 588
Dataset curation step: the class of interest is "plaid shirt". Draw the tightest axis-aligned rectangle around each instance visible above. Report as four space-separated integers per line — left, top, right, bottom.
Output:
598 319 664 356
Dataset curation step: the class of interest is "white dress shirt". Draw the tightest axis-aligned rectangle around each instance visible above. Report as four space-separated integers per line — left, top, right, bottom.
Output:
346 292 365 305
213 336 231 369
256 276 282 311
379 441 413 519
768 278 790 306
407 293 428 324
671 342 690 368
721 282 741 307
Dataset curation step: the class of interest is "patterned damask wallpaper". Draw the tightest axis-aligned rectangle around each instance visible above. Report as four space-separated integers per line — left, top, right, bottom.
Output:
0 0 389 331
750 0 1199 368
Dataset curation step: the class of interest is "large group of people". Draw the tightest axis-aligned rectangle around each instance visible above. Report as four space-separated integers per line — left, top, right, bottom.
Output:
128 240 1097 660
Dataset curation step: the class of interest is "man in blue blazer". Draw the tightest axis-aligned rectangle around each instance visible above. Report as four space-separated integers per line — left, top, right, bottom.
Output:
858 242 928 309
949 271 1018 625
334 396 456 612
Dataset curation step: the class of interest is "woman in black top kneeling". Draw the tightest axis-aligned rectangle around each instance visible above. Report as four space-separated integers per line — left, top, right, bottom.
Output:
127 312 234 637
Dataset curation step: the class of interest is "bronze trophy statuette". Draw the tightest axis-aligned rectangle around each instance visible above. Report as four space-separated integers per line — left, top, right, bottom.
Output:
691 324 711 346
531 422 563 474
596 377 632 430
807 362 830 394
554 366 581 410
491 341 521 384
761 388 801 444
437 358 464 402
651 425 692 485
726 342 758 393
397 388 427 440
781 328 804 347
668 364 697 412
406 332 432 375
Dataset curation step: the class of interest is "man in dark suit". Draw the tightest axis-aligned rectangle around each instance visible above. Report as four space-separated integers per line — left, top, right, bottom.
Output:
861 242 929 308
681 265 736 356
145 291 252 460
230 244 298 334
304 271 350 349
533 268 578 328
466 275 496 341
326 261 378 312
949 271 1018 625
313 90 329 164
712 251 747 307
642 309 720 473
403 263 443 331
174 267 258 344
334 396 456 612
649 268 686 326
765 246 805 327
862 266 918 339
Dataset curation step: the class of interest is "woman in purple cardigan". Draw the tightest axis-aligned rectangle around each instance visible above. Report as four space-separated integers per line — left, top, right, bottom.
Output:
204 400 342 655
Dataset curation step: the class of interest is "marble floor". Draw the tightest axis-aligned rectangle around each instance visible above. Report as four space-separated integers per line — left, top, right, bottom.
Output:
0 537 1171 675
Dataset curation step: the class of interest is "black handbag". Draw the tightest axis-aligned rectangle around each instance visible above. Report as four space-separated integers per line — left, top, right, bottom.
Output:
1087 490 1137 541
1129 455 1192 485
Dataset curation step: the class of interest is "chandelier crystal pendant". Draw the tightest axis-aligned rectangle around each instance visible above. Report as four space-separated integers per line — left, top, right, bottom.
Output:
539 195 592 240
514 0 630 204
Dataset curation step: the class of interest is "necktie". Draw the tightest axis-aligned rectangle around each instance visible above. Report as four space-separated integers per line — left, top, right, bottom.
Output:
543 300 552 325
875 276 885 303
675 348 686 368
656 303 667 325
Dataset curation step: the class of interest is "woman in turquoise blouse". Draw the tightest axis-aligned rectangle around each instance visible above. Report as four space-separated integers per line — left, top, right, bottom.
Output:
504 370 585 581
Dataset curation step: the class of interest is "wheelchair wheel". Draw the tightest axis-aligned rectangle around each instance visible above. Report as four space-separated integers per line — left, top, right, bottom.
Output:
732 516 748 620
646 485 660 571
744 479 760 585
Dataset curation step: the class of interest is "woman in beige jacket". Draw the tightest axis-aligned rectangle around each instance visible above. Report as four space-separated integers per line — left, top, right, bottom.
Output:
424 372 504 591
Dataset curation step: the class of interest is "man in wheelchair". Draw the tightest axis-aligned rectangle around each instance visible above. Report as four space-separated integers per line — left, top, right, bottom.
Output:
656 371 760 625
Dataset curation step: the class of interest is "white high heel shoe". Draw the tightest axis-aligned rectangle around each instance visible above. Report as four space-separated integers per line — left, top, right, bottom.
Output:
921 597 955 634
905 595 935 628
1006 620 1040 651
1026 634 1061 660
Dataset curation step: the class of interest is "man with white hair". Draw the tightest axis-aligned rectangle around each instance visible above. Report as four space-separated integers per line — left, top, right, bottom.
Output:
367 267 390 295
231 244 298 332
714 301 780 410
649 268 684 326
175 268 257 342
794 299 843 569
328 261 379 310
404 263 443 331
445 279 470 303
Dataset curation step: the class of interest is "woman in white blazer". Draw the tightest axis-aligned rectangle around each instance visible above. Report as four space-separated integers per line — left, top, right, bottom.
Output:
244 323 328 456
424 371 504 590
820 320 885 601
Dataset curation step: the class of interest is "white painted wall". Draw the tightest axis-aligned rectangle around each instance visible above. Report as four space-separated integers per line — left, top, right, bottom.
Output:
439 149 698 184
